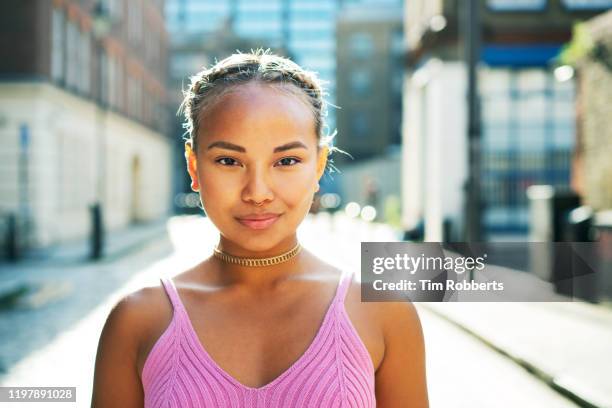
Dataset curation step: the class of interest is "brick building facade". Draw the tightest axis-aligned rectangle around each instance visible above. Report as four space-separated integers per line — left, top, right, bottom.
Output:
0 0 172 252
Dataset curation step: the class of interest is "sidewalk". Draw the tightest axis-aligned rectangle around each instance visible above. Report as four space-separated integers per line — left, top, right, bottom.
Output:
326 214 612 408
422 301 612 408
0 217 171 305
0 232 183 407
13 217 170 264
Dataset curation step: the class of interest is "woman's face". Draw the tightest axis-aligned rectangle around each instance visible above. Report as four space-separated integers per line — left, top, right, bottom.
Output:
185 82 328 255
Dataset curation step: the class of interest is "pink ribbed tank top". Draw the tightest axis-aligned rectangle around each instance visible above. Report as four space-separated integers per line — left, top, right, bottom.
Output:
141 270 376 407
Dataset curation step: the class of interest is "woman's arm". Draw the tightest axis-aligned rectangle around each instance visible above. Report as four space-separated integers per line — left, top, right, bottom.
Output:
375 302 429 408
91 292 147 407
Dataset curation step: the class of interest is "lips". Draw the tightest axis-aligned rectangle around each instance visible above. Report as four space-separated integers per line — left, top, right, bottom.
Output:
236 214 281 230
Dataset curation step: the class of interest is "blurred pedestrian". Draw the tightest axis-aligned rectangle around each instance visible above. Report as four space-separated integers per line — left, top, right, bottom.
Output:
91 49 428 408
364 176 380 208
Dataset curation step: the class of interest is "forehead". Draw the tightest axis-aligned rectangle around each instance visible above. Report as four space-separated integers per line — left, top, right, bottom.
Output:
198 82 317 151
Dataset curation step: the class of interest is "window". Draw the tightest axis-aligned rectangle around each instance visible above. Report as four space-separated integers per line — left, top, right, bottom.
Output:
128 1 142 45
516 93 546 122
115 58 124 110
143 89 150 123
51 8 65 82
66 19 79 89
237 0 282 12
290 0 335 12
100 51 109 104
487 0 547 10
289 19 333 31
351 114 369 138
170 53 209 78
108 55 117 108
147 31 160 66
481 67 575 232
234 18 283 37
392 70 403 94
299 57 333 71
482 97 511 122
349 32 374 59
561 0 612 9
350 70 371 96
108 0 123 19
184 1 230 13
290 30 330 42
79 30 91 94
181 12 225 33
128 76 142 120
390 30 404 56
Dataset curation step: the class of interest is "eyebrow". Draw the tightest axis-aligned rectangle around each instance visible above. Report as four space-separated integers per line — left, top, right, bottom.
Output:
207 140 308 153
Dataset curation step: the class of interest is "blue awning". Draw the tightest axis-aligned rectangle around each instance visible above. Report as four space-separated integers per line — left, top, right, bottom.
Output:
482 44 563 67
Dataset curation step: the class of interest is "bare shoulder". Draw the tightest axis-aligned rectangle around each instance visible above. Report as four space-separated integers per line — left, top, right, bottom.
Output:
343 273 422 330
126 281 177 374
378 301 424 338
372 299 429 407
342 273 387 370
343 273 427 392
91 281 172 407
345 273 423 341
104 282 171 343
343 274 387 330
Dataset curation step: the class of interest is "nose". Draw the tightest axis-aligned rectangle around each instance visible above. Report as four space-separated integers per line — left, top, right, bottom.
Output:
241 165 274 205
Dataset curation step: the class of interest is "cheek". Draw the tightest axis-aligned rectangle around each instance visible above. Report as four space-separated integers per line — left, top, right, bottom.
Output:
277 169 315 188
195 168 226 203
277 168 318 201
200 180 227 208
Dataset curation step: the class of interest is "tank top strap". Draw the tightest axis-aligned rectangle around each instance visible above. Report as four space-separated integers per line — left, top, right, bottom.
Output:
160 276 186 314
334 270 355 305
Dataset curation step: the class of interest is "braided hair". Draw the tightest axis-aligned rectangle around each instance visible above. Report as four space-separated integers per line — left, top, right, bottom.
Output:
179 49 348 170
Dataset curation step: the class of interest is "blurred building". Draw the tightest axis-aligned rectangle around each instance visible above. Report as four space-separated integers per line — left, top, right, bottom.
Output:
0 0 172 252
165 0 339 127
336 3 404 162
570 9 612 210
403 0 611 241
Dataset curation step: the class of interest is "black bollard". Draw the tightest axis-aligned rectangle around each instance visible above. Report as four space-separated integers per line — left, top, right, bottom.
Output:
90 203 105 260
563 207 597 302
6 213 19 261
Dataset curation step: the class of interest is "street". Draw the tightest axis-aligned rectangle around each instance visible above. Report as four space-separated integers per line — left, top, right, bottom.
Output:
418 306 580 408
0 213 590 407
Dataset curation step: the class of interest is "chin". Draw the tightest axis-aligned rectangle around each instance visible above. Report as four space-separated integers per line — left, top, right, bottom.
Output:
240 240 282 253
229 233 289 253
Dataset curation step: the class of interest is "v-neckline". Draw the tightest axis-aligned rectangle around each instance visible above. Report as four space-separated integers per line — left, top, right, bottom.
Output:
169 272 346 392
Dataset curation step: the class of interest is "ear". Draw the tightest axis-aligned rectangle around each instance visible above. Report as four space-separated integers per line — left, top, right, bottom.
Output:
184 141 200 192
315 146 329 193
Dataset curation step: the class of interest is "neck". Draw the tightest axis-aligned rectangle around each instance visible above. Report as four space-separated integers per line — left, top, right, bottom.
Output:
211 235 309 289
215 235 299 258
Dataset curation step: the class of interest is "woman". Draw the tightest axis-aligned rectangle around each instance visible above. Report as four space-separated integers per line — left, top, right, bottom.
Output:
91 50 428 407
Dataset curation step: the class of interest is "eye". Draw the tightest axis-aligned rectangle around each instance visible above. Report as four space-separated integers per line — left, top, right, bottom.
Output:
276 157 301 167
216 157 241 166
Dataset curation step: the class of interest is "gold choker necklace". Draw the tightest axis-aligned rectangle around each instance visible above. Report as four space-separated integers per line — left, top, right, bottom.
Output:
213 243 302 267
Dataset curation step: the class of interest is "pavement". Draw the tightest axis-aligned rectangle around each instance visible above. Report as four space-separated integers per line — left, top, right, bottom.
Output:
416 305 584 408
0 212 611 407
0 217 170 306
7 216 170 264
421 301 612 408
